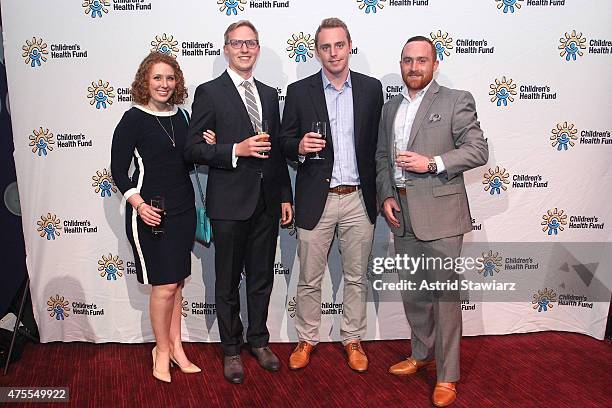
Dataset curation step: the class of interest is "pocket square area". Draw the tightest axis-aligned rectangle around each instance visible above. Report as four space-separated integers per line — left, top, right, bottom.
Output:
429 113 442 122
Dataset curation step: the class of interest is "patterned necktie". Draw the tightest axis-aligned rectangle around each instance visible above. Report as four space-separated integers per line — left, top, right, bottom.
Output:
242 81 262 132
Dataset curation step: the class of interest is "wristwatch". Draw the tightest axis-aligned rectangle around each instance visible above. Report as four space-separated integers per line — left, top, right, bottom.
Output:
427 158 437 174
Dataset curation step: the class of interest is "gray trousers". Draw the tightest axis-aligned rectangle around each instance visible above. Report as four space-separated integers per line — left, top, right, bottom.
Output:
395 194 463 382
295 190 374 345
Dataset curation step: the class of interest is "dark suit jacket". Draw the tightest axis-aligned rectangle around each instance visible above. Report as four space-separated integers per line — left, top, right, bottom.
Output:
184 71 292 221
278 70 383 230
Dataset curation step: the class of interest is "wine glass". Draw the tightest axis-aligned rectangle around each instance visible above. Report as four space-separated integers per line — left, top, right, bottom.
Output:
150 196 165 236
310 121 327 160
393 141 406 186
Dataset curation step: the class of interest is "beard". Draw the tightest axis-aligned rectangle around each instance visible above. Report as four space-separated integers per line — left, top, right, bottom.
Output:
403 71 433 92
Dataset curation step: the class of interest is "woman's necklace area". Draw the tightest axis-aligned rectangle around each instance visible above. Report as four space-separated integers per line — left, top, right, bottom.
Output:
147 103 176 147
155 115 175 147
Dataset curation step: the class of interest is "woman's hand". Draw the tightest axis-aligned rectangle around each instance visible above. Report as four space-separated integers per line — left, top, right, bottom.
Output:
137 203 163 226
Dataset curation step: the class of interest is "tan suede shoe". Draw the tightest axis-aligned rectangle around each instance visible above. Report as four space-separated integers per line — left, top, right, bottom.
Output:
432 382 457 407
289 341 315 370
345 340 368 373
388 357 436 376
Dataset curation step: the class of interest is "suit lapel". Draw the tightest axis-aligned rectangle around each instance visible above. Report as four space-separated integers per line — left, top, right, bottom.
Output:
406 80 440 150
351 71 362 152
308 71 333 153
220 71 255 133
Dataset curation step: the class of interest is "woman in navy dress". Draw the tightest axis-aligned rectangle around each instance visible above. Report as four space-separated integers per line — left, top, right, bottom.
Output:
111 52 214 382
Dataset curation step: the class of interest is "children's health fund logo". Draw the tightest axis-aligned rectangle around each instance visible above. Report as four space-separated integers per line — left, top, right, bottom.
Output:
495 0 567 14
47 294 104 319
217 0 247 14
47 295 70 320
98 254 124 280
287 32 315 62
541 208 605 236
82 0 152 17
22 37 87 68
357 0 430 13
558 31 612 61
489 76 557 107
87 80 115 109
28 127 94 157
532 288 556 312
92 169 117 198
150 34 221 58
551 122 612 150
36 212 98 240
483 165 549 195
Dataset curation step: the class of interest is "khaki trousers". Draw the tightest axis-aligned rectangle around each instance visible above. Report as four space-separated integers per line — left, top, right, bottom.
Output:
295 190 374 345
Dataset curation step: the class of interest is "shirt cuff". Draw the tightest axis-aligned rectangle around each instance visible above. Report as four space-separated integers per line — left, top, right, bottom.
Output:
434 156 446 174
232 144 238 168
298 154 306 164
123 188 139 202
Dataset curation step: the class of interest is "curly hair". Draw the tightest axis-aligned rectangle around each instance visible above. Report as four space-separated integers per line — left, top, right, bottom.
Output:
130 52 187 106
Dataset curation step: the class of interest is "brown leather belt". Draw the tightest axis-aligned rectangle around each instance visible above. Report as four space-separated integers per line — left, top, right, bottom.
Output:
397 187 407 196
329 185 360 195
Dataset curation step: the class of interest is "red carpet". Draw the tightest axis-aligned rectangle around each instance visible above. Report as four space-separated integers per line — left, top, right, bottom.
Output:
1 332 611 407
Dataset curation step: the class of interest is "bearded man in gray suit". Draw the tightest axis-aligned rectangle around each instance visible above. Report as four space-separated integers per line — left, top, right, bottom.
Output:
375 36 488 407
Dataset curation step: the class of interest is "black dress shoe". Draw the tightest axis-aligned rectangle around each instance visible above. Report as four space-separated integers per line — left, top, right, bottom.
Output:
223 355 244 384
251 346 280 372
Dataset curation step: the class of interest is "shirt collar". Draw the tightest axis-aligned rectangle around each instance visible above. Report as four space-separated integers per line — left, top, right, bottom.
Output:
227 68 255 89
322 70 352 91
401 79 433 102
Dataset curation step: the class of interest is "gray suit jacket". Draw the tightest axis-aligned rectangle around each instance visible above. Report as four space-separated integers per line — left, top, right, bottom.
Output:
375 80 488 241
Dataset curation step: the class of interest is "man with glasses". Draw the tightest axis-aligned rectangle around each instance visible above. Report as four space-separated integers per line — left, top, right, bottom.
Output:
185 20 293 384
278 17 383 373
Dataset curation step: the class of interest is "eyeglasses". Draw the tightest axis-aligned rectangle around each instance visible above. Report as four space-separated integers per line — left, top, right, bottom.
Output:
226 39 259 49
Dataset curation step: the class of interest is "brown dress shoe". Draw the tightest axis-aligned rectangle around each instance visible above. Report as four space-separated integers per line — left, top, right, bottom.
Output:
289 341 314 370
432 382 457 407
345 341 368 372
388 357 436 376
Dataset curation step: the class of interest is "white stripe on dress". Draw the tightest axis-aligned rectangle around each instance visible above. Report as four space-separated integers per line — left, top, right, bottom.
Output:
131 148 149 284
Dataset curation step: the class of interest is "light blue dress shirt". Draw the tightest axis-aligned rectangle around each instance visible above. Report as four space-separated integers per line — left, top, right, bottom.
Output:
322 71 360 188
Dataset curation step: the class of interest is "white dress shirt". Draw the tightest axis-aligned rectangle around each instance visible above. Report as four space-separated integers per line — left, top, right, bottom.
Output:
393 81 445 186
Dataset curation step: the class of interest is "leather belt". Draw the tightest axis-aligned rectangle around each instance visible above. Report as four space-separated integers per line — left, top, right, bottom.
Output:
396 187 407 196
329 185 360 195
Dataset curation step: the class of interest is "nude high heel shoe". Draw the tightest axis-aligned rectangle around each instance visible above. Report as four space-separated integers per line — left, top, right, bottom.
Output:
152 347 171 383
170 354 202 374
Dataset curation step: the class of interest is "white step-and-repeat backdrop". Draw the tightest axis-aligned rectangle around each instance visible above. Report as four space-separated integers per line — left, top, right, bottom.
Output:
2 0 611 343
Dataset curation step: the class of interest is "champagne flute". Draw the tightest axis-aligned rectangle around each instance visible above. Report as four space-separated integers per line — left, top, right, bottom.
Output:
257 120 270 157
151 196 165 236
394 141 406 186
310 121 327 160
